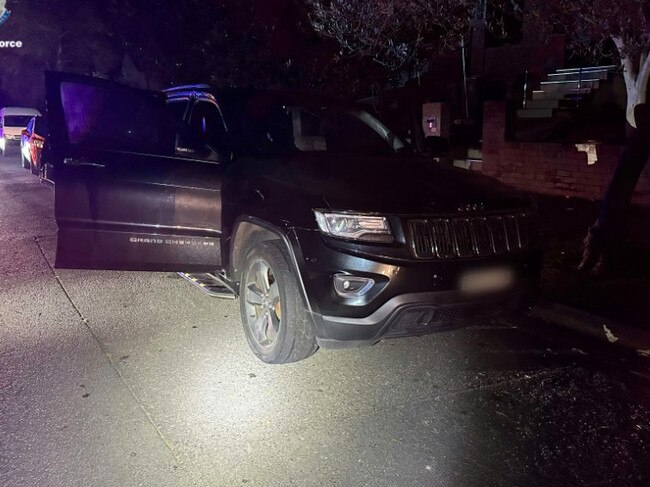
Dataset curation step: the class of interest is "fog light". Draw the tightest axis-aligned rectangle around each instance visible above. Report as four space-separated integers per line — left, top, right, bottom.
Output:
333 274 375 297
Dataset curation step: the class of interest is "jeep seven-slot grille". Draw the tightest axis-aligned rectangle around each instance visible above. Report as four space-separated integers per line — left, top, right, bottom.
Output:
408 214 529 259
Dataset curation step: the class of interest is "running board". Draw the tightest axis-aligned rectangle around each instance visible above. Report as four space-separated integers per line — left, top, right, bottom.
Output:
178 272 238 299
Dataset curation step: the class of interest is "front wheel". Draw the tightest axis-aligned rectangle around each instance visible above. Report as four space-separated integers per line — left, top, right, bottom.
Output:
239 240 317 364
21 151 29 169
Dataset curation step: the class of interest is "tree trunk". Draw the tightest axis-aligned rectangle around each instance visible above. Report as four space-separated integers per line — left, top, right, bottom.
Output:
596 105 650 244
613 38 650 128
594 41 650 245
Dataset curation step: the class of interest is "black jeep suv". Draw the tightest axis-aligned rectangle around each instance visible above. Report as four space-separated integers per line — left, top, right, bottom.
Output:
45 72 540 363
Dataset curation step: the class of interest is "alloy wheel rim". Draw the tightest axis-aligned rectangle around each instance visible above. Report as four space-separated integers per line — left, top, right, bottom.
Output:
244 258 281 350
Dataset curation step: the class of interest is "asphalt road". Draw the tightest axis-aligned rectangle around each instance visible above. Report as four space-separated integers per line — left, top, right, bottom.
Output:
1 152 649 487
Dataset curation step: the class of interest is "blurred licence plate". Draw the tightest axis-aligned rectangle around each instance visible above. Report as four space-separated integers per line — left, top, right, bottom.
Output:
461 267 513 293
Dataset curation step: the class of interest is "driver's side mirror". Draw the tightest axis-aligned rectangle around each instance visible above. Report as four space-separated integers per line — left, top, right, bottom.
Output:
21 129 29 138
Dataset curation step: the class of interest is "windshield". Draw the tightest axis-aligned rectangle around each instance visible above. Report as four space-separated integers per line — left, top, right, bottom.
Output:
3 115 34 128
229 98 405 157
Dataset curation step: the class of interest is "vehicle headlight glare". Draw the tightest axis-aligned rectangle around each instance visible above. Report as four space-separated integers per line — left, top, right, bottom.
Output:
314 211 393 243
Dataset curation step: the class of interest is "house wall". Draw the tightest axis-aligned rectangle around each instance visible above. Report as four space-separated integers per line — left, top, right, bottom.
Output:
481 101 650 206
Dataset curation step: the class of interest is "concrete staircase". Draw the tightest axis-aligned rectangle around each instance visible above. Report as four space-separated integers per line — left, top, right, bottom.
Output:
517 65 617 119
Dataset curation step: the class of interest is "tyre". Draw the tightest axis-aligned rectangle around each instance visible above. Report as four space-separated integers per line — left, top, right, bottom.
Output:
239 240 317 364
21 151 29 169
30 159 39 175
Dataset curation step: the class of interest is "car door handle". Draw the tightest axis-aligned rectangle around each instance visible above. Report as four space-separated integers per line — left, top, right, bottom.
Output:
63 158 106 168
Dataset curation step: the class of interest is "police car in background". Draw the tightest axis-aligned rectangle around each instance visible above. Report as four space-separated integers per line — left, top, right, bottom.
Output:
0 107 41 157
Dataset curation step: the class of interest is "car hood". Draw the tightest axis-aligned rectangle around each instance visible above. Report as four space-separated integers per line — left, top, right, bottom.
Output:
250 154 530 215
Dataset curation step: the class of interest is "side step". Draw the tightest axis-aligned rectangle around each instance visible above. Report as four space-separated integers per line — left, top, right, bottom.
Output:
178 272 238 299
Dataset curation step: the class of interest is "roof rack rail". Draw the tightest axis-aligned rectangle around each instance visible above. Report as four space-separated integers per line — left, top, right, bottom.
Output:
163 83 212 93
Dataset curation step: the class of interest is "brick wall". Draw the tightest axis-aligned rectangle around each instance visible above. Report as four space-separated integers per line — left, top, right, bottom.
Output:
481 101 650 206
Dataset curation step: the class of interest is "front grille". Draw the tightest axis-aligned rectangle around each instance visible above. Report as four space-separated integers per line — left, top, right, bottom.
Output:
407 213 530 259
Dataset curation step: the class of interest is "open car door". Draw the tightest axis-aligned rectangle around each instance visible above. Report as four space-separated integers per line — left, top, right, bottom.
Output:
45 72 223 272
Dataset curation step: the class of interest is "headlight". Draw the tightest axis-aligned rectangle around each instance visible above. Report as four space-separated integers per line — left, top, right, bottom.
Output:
314 211 393 243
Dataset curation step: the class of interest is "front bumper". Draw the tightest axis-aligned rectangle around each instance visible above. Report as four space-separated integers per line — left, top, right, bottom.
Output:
290 228 540 348
310 284 535 348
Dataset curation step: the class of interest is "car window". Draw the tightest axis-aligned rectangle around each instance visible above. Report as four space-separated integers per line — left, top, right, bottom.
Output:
294 107 393 154
59 81 173 154
166 99 189 123
189 100 228 153
228 97 404 157
26 118 35 134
